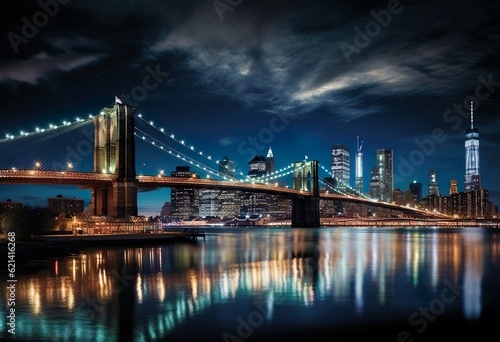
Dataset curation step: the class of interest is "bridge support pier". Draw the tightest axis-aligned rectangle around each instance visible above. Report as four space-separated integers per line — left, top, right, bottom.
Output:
292 197 320 227
291 160 320 227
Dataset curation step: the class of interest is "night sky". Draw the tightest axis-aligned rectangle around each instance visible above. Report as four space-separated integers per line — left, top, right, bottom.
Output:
1 0 499 216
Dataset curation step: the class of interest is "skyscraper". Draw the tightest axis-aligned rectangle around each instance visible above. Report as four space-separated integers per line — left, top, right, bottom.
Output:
219 155 235 178
331 145 350 189
242 155 269 215
450 180 458 195
218 156 240 218
368 166 381 200
377 149 393 202
409 181 422 203
247 155 267 178
428 169 439 196
266 147 275 174
355 136 364 194
170 166 199 220
464 101 481 191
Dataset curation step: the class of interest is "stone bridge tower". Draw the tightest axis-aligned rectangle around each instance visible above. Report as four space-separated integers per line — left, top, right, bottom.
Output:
90 103 137 217
291 160 320 227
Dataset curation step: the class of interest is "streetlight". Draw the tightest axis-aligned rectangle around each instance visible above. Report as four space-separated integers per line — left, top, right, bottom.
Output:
67 162 73 171
34 161 41 169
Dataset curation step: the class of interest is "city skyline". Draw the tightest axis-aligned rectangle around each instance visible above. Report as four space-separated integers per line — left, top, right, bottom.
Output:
0 0 499 216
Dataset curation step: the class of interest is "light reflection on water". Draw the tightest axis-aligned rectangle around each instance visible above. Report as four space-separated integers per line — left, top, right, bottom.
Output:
2 227 499 341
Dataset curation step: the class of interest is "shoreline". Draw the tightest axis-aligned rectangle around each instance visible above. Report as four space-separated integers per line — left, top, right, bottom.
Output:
0 232 205 273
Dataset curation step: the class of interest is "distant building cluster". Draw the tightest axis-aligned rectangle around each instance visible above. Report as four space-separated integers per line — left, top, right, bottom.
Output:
0 195 85 217
165 148 291 222
0 199 22 210
160 101 496 221
325 101 497 219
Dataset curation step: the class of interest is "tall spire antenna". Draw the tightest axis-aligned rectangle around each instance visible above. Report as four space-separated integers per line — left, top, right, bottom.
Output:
470 101 474 129
357 136 359 151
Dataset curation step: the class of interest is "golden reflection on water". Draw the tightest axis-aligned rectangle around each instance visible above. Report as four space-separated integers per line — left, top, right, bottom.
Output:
4 228 499 341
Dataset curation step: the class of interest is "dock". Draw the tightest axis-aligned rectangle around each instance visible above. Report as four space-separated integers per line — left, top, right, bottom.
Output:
37 229 205 247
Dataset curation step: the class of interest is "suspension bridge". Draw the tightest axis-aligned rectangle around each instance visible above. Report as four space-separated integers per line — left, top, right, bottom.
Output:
0 101 450 227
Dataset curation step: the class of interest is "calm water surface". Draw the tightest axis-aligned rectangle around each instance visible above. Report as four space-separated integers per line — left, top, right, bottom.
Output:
2 227 500 341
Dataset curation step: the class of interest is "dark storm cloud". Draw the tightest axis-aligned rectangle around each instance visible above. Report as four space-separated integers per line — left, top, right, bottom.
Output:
0 0 499 214
149 0 500 121
0 51 100 84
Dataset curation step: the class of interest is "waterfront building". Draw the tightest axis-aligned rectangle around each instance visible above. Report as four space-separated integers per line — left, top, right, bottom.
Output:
331 145 350 189
170 166 199 220
377 149 393 202
422 189 494 218
464 101 481 191
428 169 439 196
47 194 84 216
199 189 221 217
466 189 490 218
0 198 22 210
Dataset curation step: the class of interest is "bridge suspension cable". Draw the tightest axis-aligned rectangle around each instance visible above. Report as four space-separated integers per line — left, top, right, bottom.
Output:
317 163 370 199
134 128 242 181
0 114 98 144
248 163 297 184
136 114 251 178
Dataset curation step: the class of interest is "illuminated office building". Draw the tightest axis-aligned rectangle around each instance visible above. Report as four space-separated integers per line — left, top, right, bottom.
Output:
409 181 422 203
218 155 240 218
331 145 350 189
450 180 458 195
355 136 364 194
170 166 199 219
266 147 275 174
368 166 381 200
219 155 235 178
377 149 393 202
464 101 481 191
428 169 439 196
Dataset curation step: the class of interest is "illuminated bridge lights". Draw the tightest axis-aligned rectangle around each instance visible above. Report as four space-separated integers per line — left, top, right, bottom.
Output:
0 169 452 219
135 130 239 182
0 114 101 144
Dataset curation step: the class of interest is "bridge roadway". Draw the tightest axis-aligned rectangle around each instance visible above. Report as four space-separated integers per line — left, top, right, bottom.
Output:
0 169 449 218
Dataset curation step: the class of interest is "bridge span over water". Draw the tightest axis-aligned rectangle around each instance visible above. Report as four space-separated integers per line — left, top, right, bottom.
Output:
0 103 451 225
0 170 449 220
